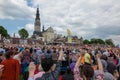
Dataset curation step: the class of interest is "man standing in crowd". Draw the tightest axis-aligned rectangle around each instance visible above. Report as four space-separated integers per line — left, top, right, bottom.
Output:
84 49 92 65
28 47 63 80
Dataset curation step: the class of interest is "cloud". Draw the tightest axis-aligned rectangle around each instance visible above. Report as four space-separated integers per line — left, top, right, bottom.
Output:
32 0 120 44
25 23 34 31
107 35 120 45
14 33 20 38
10 23 34 37
24 23 34 36
0 0 35 20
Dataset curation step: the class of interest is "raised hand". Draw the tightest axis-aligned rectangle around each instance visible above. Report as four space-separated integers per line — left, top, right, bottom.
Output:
0 65 4 77
29 62 36 78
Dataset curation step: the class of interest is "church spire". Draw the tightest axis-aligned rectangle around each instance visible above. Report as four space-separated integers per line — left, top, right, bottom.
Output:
36 7 40 20
33 7 41 35
42 25 45 32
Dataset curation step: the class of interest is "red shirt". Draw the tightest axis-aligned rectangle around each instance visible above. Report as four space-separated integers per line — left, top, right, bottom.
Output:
1 58 20 80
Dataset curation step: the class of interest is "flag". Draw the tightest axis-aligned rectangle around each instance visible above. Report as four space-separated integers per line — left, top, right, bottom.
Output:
67 29 72 43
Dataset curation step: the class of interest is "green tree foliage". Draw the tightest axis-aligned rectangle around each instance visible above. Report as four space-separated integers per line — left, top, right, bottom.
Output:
105 39 114 46
96 39 105 44
83 39 90 44
90 38 96 44
90 38 105 44
0 26 9 38
18 28 29 39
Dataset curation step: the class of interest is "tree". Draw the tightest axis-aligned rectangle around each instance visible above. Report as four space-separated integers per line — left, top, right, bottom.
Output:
18 28 29 39
83 39 90 44
0 26 9 38
90 38 105 44
90 38 97 44
96 39 105 44
105 39 114 46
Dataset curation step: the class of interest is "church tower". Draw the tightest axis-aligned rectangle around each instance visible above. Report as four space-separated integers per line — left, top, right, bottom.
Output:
33 7 41 35
42 25 45 32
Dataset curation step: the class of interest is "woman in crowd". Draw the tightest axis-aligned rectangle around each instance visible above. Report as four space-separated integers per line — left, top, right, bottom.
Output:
1 50 20 80
74 53 104 80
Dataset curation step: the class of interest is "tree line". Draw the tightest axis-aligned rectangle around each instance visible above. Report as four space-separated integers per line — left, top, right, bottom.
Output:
0 25 115 46
83 38 114 46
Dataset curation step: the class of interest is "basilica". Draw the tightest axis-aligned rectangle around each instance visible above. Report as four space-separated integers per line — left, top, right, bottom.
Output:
32 7 83 45
32 8 54 44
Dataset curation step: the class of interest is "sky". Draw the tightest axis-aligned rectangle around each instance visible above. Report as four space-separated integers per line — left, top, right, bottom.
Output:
0 0 120 44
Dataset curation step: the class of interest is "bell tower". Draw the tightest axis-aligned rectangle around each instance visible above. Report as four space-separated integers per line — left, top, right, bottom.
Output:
33 7 41 35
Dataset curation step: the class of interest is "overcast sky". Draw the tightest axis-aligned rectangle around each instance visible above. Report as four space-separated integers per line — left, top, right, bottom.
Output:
0 0 120 44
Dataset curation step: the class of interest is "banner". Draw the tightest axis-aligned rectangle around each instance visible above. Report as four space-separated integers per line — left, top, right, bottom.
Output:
67 29 72 43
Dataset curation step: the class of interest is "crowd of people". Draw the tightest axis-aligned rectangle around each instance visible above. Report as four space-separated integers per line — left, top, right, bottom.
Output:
0 44 120 80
